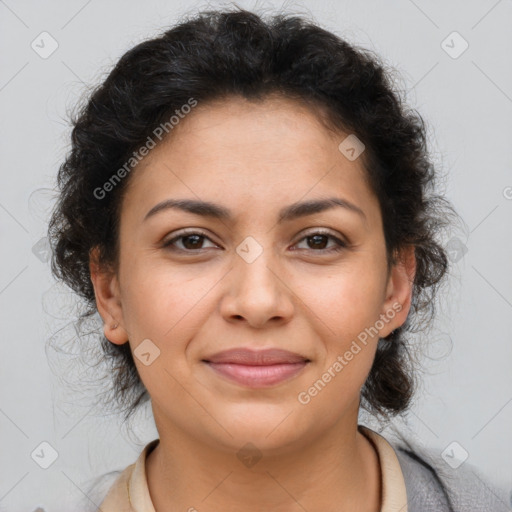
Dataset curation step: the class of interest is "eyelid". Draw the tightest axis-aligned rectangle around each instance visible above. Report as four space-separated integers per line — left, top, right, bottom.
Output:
295 227 346 242
162 228 218 247
291 228 348 252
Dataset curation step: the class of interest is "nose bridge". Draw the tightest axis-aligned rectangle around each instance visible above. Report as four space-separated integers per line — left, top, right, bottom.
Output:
222 234 293 325
234 234 279 297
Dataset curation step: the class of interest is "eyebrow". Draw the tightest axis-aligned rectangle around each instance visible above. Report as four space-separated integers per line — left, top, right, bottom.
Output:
143 197 366 224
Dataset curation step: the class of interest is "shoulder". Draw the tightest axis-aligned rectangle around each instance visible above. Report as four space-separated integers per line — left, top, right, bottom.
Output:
80 438 160 510
386 431 512 512
79 466 131 512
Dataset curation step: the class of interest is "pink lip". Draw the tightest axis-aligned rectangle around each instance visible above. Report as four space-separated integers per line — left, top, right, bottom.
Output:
203 348 310 388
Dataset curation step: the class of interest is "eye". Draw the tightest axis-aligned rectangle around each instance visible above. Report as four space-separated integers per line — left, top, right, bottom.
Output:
162 230 218 252
293 230 347 253
161 229 347 254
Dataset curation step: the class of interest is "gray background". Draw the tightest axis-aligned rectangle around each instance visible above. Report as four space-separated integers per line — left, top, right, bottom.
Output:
1 0 511 510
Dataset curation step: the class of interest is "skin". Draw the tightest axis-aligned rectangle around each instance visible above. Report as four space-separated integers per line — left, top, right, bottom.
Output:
90 94 416 512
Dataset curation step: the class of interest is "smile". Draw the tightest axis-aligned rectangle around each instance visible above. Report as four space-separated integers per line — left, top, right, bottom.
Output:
204 361 309 388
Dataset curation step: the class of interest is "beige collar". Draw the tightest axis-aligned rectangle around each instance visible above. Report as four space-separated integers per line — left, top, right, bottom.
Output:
359 425 409 512
100 425 408 512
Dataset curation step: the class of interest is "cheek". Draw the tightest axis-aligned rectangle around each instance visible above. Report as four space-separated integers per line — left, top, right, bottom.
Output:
297 276 383 417
119 264 210 395
296 260 387 393
303 266 387 339
120 259 216 345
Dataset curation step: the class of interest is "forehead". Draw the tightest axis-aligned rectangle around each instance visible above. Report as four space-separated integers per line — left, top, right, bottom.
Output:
121 95 377 224
149 95 347 170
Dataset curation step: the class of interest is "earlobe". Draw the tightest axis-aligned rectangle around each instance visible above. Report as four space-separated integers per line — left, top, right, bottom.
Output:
379 246 416 338
104 318 128 345
89 246 128 345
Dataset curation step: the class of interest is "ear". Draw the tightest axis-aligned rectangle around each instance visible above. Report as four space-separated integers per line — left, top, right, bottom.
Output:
378 245 416 338
89 246 128 345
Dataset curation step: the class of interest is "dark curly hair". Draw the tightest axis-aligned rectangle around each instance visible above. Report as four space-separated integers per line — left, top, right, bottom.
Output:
47 6 457 425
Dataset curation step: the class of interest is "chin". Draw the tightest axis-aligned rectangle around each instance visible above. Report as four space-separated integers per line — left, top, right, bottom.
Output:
210 410 308 453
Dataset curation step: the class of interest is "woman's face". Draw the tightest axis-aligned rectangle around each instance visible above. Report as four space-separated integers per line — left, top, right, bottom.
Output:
91 95 414 453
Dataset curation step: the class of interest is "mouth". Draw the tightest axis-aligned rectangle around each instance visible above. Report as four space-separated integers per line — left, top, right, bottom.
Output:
202 348 311 388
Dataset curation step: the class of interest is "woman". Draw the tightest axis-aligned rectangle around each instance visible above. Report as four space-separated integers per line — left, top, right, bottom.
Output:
47 7 510 512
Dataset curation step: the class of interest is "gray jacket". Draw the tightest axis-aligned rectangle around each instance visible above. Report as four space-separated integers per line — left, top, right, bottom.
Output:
390 432 511 511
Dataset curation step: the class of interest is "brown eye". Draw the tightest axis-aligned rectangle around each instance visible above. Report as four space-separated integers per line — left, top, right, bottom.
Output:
307 234 329 249
179 234 206 250
162 231 218 252
293 231 347 253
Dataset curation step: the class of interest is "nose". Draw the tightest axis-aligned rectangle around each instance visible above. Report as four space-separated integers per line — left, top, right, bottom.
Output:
219 244 295 329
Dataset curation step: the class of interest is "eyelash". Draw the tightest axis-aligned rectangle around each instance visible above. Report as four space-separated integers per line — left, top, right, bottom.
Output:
161 229 347 254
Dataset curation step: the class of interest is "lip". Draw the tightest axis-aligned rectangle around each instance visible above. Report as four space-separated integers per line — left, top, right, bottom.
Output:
204 348 310 365
202 348 310 388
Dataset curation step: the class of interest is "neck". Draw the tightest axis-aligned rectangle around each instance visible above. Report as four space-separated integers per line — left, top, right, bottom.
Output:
146 413 381 512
